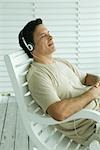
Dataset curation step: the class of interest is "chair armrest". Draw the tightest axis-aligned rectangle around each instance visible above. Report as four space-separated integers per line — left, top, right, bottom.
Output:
27 109 100 125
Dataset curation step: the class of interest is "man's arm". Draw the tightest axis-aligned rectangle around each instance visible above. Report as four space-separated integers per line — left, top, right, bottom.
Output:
84 73 100 86
47 85 100 121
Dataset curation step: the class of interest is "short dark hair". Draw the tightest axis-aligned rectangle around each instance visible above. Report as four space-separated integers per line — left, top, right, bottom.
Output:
18 18 43 58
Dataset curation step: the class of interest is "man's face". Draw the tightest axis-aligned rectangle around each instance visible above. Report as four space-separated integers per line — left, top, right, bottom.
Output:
33 24 55 55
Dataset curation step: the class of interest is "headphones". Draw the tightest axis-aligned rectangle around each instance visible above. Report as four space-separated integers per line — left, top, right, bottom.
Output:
21 31 34 52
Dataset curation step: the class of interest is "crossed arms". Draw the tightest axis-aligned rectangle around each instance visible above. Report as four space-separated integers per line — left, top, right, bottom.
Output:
47 73 100 121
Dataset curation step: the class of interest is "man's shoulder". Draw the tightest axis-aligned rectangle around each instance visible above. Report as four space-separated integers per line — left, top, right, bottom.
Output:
26 62 50 82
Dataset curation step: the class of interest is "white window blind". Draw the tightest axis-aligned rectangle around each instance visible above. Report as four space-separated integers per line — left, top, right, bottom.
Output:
0 1 35 94
35 0 100 75
77 0 100 75
0 0 100 95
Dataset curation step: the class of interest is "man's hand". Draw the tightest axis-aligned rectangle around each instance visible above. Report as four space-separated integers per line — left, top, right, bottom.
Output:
90 82 100 99
84 74 100 86
94 81 100 88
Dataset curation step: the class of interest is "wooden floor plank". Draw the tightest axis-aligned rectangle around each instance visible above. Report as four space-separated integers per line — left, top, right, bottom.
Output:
29 137 36 150
0 96 36 150
0 96 9 144
14 110 29 150
0 98 17 150
0 96 9 103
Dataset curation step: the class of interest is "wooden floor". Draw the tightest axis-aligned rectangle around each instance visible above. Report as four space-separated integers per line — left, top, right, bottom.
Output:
0 96 34 150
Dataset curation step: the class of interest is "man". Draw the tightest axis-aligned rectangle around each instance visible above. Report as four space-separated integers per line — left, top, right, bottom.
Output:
18 18 100 146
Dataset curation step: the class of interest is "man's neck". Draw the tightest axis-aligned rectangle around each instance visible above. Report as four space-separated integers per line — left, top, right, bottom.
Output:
32 54 54 64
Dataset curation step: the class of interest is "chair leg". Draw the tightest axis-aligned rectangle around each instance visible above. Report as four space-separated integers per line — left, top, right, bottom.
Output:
89 140 100 150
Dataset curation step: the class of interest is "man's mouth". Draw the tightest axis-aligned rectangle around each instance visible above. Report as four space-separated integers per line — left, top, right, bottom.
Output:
48 42 54 47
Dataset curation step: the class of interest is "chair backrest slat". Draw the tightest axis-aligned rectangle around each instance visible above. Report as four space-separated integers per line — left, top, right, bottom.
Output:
16 63 31 76
24 91 31 96
55 136 70 150
12 50 25 57
55 134 65 148
37 125 56 142
22 81 28 87
13 52 32 66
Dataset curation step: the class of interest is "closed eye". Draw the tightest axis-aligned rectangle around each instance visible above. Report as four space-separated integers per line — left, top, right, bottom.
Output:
40 31 50 39
40 34 47 38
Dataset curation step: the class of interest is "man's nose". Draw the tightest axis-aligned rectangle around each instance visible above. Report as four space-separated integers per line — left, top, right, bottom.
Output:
48 34 53 40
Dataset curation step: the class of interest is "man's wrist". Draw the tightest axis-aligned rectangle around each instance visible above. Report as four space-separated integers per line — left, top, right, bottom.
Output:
88 87 97 100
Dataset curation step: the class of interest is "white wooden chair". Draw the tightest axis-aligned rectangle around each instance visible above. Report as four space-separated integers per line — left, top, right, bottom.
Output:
4 50 100 150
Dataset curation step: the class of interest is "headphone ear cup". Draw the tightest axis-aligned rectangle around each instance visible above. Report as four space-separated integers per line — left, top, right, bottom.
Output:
22 37 34 52
27 44 33 51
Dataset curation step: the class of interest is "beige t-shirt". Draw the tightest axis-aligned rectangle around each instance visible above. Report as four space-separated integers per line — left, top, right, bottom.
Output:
26 59 99 145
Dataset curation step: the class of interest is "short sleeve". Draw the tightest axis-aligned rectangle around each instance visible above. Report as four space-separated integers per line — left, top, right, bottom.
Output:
27 72 61 113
